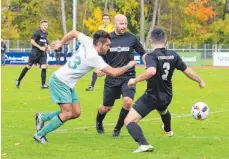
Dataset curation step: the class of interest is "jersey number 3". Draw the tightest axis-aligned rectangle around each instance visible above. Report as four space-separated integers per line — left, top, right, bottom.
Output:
162 62 170 80
68 56 81 69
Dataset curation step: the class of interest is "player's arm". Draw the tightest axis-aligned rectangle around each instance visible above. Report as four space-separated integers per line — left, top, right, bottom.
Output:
175 52 205 88
183 67 205 88
142 53 146 65
128 54 156 87
133 36 146 65
128 67 156 87
59 30 80 45
51 30 81 50
31 31 46 52
31 39 46 51
101 61 137 77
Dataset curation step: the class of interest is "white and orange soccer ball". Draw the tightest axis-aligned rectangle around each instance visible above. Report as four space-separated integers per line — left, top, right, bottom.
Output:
191 102 209 120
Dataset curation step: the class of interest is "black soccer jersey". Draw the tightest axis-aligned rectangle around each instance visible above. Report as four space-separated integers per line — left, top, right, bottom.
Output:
145 48 187 100
104 32 145 78
31 29 48 54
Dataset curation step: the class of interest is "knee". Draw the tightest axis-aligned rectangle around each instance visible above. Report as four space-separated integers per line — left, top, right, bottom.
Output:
157 109 168 115
123 98 133 110
71 110 81 119
62 111 73 120
99 105 112 113
26 65 32 69
41 65 48 69
124 117 132 126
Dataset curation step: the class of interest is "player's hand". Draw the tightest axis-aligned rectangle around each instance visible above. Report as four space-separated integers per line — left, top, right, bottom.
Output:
128 78 137 87
199 81 205 88
97 71 106 77
46 45 51 52
127 61 137 68
51 41 63 50
39 46 46 52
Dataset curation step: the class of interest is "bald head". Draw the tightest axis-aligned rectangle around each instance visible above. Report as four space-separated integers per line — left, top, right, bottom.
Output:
114 14 128 35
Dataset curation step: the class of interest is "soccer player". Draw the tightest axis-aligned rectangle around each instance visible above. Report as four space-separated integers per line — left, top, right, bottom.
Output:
86 13 114 91
95 14 146 137
16 20 50 89
1 39 7 66
33 30 137 144
125 28 205 153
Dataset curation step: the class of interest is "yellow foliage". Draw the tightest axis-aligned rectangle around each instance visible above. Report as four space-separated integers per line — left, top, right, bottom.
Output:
83 8 103 32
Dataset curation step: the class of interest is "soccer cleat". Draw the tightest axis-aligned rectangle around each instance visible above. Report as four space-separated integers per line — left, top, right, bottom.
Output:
112 128 120 137
15 79 20 88
133 145 154 153
35 113 44 132
96 122 104 134
161 125 173 137
34 134 48 144
41 84 49 89
86 86 93 91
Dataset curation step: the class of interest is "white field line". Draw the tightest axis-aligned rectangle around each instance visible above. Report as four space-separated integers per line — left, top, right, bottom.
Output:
2 109 229 140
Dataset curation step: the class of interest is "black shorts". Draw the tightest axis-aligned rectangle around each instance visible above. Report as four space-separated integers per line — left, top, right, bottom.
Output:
133 93 172 118
28 53 47 66
103 81 136 106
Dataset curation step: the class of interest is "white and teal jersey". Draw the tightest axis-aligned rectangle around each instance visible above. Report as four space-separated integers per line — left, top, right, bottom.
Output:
54 33 109 88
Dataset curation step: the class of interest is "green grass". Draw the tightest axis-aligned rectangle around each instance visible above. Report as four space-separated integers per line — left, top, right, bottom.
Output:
1 66 229 159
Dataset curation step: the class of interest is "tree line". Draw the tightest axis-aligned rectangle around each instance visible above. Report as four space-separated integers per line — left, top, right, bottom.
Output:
1 0 229 46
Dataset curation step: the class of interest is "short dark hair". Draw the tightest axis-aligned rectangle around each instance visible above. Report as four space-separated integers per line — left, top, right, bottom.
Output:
40 19 48 24
102 13 109 18
150 28 165 43
93 30 111 45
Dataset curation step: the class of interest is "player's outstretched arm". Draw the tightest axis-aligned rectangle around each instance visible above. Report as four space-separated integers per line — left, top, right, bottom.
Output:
51 30 80 50
128 67 156 87
183 67 205 88
101 61 137 77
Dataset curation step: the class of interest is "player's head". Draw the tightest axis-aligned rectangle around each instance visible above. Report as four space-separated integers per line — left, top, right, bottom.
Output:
114 14 128 35
150 28 166 46
40 20 48 32
93 30 111 55
102 13 110 26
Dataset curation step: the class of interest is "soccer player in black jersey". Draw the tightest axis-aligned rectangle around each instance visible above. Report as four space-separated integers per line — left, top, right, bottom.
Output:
96 14 146 137
16 20 50 89
124 28 205 153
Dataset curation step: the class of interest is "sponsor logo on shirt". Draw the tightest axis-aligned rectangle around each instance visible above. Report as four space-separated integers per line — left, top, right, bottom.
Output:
158 55 174 60
110 47 130 52
40 39 47 42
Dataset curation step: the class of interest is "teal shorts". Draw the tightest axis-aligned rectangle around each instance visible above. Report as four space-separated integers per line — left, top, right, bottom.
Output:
49 74 79 104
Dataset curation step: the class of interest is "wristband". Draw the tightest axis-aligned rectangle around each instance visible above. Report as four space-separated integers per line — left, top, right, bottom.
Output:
126 64 131 69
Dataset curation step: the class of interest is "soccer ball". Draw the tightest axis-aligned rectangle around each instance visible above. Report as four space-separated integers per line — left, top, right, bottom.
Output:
191 102 209 120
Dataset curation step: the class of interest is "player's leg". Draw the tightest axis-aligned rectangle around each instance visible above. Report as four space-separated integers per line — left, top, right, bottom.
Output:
124 95 154 153
40 56 49 89
34 103 71 144
86 72 97 91
16 53 36 88
112 82 135 137
157 107 173 137
96 86 120 134
34 74 80 143
1 53 5 66
35 110 62 132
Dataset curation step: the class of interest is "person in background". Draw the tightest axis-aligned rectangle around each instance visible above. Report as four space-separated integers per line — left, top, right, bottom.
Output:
16 20 50 89
1 39 7 66
63 43 69 64
86 13 114 91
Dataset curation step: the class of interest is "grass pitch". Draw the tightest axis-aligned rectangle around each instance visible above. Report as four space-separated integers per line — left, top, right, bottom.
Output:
1 66 229 159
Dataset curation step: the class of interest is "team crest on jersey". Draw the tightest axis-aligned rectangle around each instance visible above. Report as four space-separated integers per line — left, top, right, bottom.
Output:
110 47 130 52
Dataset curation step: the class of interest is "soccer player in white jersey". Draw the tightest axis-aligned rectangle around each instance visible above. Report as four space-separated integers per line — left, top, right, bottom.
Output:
33 30 137 144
